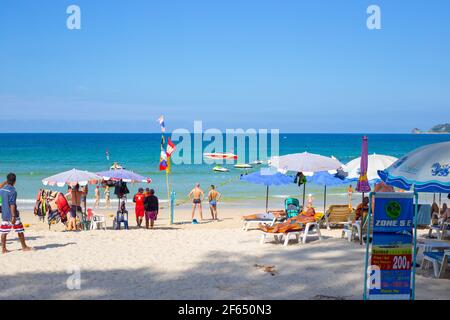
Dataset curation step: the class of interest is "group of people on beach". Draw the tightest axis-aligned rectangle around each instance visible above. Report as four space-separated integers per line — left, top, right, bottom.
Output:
133 188 159 229
188 184 221 224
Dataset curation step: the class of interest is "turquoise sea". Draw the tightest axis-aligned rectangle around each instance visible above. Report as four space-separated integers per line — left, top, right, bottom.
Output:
0 133 449 209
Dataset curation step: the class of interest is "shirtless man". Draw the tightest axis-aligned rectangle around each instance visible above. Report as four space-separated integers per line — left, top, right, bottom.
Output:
208 185 221 220
188 183 204 223
68 184 84 230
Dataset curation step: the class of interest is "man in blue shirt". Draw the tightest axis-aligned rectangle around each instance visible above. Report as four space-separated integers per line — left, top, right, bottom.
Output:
0 173 32 254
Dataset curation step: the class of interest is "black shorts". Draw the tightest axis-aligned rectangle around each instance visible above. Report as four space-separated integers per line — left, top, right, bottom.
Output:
70 205 82 218
193 199 201 204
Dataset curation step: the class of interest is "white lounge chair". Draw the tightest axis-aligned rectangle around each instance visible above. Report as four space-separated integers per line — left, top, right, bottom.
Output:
242 211 285 231
421 250 450 278
260 221 322 246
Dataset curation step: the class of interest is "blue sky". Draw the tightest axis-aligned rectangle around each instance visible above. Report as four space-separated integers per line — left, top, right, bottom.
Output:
0 0 449 133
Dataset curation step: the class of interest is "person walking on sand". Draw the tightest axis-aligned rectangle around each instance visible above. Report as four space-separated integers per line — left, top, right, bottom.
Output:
133 188 145 228
144 189 159 229
208 185 221 220
94 186 100 208
0 173 33 254
104 184 111 208
189 183 204 223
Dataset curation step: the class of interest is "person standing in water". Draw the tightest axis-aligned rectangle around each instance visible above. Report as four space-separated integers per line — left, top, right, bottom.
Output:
208 185 221 220
94 186 100 208
133 188 145 228
1 173 33 254
188 183 204 223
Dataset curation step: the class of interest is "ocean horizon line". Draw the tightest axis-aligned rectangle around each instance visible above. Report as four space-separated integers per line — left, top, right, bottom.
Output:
0 132 424 135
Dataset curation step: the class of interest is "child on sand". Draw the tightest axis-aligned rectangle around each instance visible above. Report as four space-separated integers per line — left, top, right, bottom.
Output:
133 188 145 228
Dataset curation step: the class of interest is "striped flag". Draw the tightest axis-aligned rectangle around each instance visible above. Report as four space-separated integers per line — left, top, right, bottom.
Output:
158 115 166 132
166 138 175 156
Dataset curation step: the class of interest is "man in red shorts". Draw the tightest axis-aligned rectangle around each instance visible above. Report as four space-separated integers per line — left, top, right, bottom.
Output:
133 188 145 228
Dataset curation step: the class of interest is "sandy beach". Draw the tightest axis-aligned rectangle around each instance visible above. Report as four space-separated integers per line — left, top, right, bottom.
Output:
0 202 448 300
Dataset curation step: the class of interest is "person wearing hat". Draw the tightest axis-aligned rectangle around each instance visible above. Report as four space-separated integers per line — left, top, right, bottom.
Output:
133 188 146 228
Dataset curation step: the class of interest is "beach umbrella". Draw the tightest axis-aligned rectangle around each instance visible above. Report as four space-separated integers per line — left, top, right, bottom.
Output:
42 169 101 187
240 169 294 212
96 169 152 183
269 152 343 206
269 152 343 173
307 171 349 214
344 153 398 183
378 141 450 193
356 136 371 194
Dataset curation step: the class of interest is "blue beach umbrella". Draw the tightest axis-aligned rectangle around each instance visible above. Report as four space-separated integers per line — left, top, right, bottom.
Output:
378 141 450 193
240 170 294 212
307 171 349 213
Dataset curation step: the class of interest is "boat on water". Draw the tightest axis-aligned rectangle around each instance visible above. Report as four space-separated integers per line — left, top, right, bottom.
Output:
252 160 264 165
204 152 238 160
212 166 230 172
110 162 125 170
234 163 253 169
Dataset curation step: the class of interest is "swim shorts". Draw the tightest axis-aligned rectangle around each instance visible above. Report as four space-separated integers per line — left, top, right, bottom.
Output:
193 199 201 204
135 206 145 218
145 210 158 221
70 205 82 218
0 218 24 234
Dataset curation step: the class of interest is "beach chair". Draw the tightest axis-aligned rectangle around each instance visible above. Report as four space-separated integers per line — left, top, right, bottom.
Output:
428 221 450 240
260 222 322 246
260 214 322 246
325 205 353 230
242 210 285 231
88 209 107 230
421 250 450 278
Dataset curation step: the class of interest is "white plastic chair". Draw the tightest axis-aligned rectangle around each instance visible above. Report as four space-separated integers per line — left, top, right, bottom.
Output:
421 250 450 278
90 214 107 230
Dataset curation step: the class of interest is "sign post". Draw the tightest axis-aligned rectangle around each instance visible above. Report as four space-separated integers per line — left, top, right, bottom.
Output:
363 192 418 300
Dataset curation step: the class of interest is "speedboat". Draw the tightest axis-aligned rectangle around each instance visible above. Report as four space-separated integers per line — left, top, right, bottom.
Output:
213 166 230 172
204 152 238 160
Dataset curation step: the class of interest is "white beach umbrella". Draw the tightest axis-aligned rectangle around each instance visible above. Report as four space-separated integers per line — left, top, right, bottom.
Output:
378 141 450 193
344 153 398 182
269 152 343 173
42 169 101 187
269 152 343 207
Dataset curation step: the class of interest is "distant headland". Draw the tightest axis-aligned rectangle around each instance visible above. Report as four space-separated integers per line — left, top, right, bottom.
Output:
412 123 450 134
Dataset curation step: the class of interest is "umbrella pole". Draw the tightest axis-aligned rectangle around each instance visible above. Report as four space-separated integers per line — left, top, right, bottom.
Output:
265 185 269 213
302 183 306 208
323 185 327 214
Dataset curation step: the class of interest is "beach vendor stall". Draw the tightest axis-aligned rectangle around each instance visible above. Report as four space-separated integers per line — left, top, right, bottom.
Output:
41 169 101 230
96 169 151 230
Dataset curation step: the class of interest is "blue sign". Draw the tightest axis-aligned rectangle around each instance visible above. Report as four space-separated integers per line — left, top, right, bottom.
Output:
367 193 415 300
